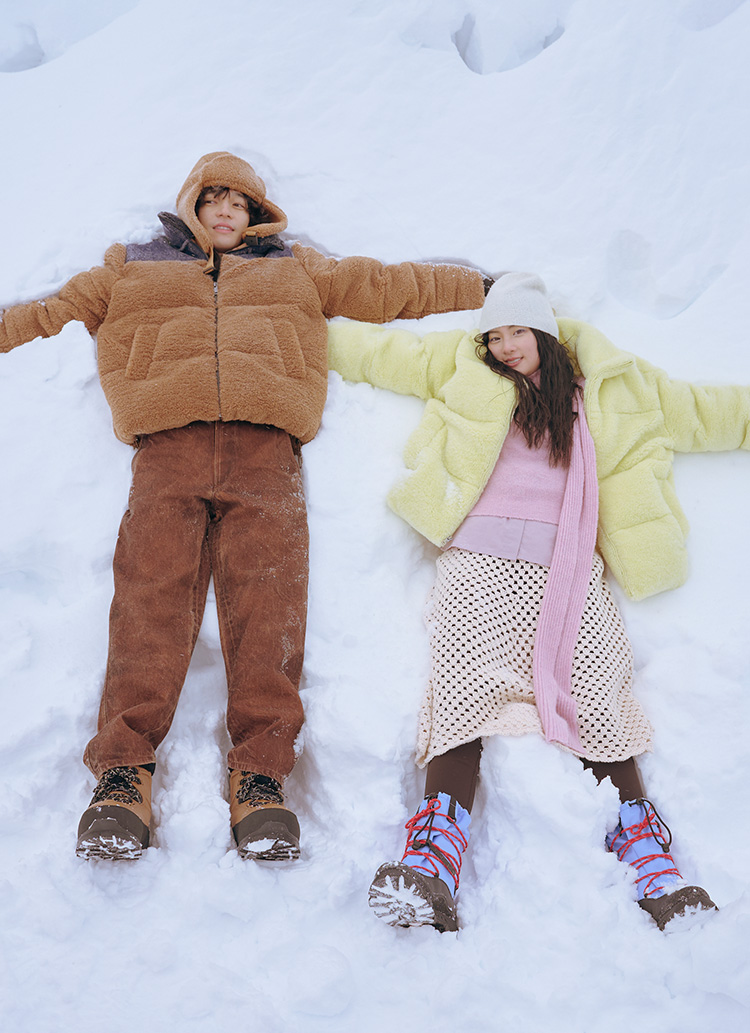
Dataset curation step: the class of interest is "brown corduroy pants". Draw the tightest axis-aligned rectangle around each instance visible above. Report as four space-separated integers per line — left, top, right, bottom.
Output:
83 421 309 781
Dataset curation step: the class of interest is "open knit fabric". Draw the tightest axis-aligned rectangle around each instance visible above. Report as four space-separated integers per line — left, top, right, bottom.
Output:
416 549 653 766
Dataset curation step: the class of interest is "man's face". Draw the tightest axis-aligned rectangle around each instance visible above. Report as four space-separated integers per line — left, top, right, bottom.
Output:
197 189 251 252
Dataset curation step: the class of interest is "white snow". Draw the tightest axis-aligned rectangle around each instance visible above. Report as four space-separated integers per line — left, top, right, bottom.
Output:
0 1 749 1030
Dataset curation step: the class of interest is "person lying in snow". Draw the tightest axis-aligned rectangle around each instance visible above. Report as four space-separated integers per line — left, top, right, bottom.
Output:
0 151 491 863
327 271 750 931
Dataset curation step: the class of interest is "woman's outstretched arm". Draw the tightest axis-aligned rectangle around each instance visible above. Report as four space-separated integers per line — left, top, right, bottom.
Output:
327 319 466 400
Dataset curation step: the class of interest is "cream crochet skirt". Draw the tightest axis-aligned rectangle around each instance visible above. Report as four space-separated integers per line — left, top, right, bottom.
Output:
416 549 653 766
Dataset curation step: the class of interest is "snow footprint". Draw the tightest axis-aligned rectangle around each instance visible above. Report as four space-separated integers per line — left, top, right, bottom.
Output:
606 229 726 319
402 0 571 74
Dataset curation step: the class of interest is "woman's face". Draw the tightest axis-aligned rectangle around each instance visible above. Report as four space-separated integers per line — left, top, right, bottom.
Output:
487 325 540 376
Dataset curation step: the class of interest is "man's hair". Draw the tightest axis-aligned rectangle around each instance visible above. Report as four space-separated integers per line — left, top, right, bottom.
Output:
195 185 268 226
474 329 579 466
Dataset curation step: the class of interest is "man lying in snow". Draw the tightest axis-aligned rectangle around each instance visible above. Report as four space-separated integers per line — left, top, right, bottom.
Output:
0 150 490 863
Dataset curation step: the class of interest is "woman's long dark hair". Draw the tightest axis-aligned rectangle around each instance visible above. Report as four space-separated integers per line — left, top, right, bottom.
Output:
475 329 578 466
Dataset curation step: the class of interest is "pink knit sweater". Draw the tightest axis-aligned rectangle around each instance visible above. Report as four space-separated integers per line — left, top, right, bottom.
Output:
449 422 566 564
469 421 568 523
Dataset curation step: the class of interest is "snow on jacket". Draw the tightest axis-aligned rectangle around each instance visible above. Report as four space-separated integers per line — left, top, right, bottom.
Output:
0 152 485 445
327 317 750 600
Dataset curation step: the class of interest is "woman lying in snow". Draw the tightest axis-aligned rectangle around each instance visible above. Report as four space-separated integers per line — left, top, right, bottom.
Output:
327 272 750 932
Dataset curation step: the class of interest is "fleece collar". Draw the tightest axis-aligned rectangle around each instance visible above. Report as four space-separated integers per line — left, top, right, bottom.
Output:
157 212 287 266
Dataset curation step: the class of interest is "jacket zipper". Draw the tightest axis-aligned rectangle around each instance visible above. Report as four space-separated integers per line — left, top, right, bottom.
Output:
213 277 223 419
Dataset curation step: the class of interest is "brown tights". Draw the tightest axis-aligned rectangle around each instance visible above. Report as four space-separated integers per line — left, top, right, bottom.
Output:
580 757 645 803
424 739 483 812
425 739 646 813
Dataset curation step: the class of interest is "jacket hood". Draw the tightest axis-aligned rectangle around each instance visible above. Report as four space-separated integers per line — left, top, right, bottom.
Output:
175 151 288 255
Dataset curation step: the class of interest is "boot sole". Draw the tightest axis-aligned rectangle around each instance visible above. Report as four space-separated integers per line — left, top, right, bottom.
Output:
236 819 301 862
75 817 147 860
368 862 458 932
639 885 718 930
76 805 149 861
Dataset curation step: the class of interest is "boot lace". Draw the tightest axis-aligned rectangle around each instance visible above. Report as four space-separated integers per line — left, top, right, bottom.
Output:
608 798 681 897
91 766 144 806
401 796 469 893
236 772 284 807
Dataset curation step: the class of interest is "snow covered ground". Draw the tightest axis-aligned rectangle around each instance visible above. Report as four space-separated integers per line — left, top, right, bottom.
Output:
0 1 749 1030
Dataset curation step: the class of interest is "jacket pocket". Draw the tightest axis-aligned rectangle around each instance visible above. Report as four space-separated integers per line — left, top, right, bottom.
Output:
125 325 158 379
271 319 307 378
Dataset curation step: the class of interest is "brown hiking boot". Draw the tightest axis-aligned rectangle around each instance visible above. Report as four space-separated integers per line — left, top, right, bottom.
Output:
76 765 152 860
229 770 300 861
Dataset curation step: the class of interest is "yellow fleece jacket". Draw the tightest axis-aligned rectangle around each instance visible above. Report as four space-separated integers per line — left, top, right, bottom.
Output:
327 317 750 600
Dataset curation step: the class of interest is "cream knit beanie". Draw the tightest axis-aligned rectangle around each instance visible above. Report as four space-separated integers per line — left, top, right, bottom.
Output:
478 272 558 338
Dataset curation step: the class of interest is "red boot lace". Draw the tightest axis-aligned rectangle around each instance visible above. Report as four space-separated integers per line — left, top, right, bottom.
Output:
609 800 682 897
400 796 469 893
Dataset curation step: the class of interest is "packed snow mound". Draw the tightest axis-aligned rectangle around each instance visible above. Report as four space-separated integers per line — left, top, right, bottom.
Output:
401 0 571 74
678 0 747 31
0 0 137 71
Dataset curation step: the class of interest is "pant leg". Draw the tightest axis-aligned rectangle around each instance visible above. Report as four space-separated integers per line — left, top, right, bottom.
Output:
84 425 213 777
208 423 309 781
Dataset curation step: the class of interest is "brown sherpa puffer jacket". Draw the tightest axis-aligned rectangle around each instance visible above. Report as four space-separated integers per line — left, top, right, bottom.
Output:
0 152 486 444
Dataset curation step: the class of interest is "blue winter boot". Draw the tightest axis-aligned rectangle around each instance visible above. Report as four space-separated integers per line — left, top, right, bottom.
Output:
368 792 471 932
606 799 717 929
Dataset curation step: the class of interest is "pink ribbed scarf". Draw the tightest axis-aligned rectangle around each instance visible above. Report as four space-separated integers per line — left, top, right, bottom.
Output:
531 398 599 752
